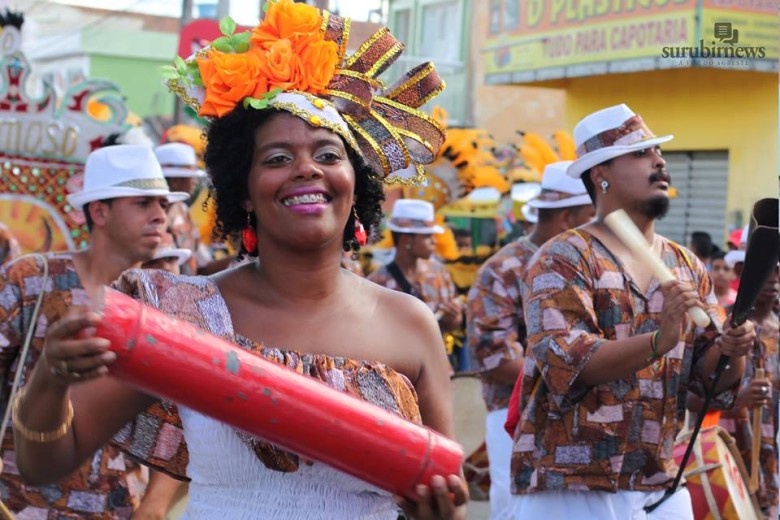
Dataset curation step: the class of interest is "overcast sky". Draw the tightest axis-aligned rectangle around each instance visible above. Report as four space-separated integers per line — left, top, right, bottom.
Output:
48 0 384 25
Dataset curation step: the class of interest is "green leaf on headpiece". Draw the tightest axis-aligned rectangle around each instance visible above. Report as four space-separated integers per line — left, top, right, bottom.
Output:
232 38 250 53
231 32 251 53
265 87 283 99
159 65 180 80
219 16 237 37
212 36 233 53
243 96 270 110
233 32 251 44
193 76 204 87
174 56 187 69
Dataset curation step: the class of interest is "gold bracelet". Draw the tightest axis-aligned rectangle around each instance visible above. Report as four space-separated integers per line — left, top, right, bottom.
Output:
11 386 74 443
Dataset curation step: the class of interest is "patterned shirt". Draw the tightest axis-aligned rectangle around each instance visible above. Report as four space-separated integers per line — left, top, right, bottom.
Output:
467 237 537 411
513 229 735 494
719 314 779 517
0 253 146 519
368 258 458 315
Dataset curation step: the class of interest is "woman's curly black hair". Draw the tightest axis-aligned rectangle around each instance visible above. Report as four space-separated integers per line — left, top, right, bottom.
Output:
203 104 385 257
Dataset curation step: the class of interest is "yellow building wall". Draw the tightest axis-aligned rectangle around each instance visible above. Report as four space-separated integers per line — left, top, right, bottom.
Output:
564 68 778 233
469 1 565 144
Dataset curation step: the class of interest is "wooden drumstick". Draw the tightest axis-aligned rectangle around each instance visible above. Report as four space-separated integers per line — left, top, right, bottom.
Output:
749 367 766 493
603 210 711 328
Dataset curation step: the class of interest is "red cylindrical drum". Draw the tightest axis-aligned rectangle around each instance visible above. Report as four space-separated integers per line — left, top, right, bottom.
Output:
95 287 463 500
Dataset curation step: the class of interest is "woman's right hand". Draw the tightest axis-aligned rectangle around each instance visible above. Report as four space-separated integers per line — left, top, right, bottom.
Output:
396 474 468 519
40 309 116 385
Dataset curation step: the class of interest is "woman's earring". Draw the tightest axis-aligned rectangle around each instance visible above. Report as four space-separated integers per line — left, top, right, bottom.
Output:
352 207 367 247
242 211 258 255
600 180 609 194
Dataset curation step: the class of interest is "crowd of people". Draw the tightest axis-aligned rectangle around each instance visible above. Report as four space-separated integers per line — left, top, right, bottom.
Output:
0 1 776 519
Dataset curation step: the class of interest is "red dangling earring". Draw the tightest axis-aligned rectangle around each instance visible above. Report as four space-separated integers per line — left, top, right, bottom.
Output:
353 207 367 247
242 211 257 255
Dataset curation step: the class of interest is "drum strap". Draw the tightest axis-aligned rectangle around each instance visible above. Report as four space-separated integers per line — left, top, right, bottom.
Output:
385 262 420 299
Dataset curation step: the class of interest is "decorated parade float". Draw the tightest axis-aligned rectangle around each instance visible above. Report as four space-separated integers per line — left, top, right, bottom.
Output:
0 16 132 256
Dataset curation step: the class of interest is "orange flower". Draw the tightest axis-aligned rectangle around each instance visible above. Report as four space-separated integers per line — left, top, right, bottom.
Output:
197 48 265 117
251 0 323 52
259 39 300 91
297 39 338 93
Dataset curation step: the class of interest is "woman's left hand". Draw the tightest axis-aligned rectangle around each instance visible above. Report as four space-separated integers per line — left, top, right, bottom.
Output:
396 474 468 519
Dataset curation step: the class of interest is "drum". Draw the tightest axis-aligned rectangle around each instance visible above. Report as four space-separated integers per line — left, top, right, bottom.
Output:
450 373 490 502
673 425 761 520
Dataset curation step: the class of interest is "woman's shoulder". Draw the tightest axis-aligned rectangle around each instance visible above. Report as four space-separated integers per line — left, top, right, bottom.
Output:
358 274 436 325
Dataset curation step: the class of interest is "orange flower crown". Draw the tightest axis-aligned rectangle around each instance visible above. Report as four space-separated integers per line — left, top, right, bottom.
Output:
163 0 446 185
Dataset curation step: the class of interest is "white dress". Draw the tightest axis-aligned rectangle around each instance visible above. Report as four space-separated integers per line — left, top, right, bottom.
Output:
112 270 418 519
178 407 400 519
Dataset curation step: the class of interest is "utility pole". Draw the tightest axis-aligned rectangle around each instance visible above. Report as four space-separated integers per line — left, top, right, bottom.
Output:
216 0 230 20
173 0 194 125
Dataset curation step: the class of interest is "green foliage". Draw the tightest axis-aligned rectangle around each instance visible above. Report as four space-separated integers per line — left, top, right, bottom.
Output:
242 88 284 111
219 16 237 37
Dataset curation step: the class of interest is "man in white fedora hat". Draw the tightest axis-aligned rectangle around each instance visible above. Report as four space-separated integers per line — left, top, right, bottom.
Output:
155 142 206 275
143 232 193 275
0 144 188 518
368 199 463 337
466 161 594 519
510 104 755 519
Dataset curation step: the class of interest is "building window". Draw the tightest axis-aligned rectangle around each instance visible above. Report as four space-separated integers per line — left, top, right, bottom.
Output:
655 151 729 248
393 8 412 46
503 0 519 31
420 0 460 62
489 0 501 34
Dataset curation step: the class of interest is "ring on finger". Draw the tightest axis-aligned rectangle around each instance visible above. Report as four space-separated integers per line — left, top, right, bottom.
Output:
763 386 770 395
50 359 70 378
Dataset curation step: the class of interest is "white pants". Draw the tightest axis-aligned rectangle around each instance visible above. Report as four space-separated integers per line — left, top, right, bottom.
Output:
486 408 513 520
510 488 693 520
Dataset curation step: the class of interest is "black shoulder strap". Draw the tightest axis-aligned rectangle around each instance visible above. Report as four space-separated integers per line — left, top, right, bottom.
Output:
385 262 419 298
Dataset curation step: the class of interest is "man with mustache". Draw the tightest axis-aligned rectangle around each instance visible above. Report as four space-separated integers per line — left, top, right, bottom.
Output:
509 104 756 519
0 145 188 518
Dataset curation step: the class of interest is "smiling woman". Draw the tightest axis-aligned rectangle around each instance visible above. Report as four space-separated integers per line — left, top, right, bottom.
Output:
12 1 468 519
204 106 384 258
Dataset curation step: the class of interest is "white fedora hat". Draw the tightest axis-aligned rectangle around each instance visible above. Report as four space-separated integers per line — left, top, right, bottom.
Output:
155 142 206 178
520 203 538 223
567 104 673 178
724 250 746 269
510 182 541 204
386 199 444 234
527 161 592 209
151 245 192 266
68 145 189 210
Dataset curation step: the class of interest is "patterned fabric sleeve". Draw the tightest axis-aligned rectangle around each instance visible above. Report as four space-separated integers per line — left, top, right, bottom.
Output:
682 246 738 409
520 241 606 412
442 264 458 302
0 255 45 384
109 269 191 481
466 259 523 373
